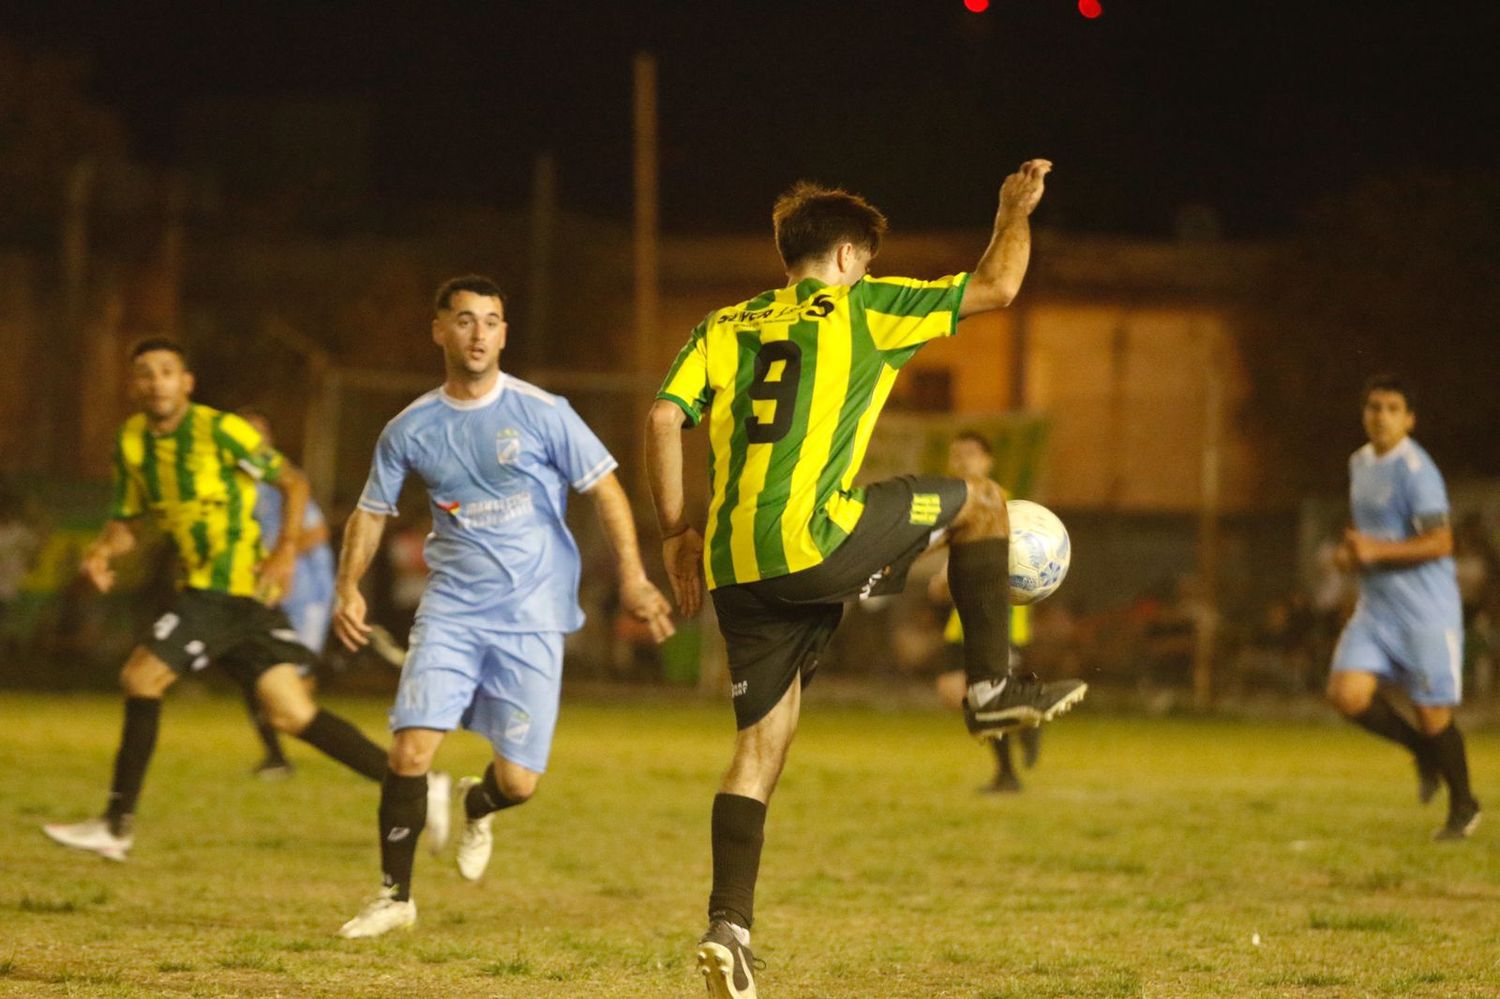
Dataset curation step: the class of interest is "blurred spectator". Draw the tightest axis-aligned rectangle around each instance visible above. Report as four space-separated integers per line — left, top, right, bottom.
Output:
0 481 42 647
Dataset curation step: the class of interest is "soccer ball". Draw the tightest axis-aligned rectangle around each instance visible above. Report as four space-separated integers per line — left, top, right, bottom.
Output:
1007 500 1070 605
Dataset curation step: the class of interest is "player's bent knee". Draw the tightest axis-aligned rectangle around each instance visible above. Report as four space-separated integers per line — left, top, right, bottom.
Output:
265 698 316 735
496 769 539 803
387 739 437 776
1325 682 1370 717
953 477 1008 540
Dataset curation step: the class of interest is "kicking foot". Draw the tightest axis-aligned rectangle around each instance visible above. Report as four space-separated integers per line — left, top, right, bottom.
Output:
42 818 132 862
425 772 452 855
337 887 417 938
1434 799 1481 841
964 674 1087 740
697 919 760 999
454 777 495 881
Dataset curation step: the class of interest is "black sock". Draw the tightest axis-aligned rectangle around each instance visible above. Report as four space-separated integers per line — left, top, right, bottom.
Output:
992 735 1016 779
948 539 1012 685
241 687 287 766
379 772 428 902
1427 723 1477 811
104 697 161 837
1350 696 1426 756
708 793 767 930
465 763 527 820
295 710 387 781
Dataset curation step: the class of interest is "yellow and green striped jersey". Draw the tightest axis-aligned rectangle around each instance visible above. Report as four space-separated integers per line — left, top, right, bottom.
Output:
658 272 969 589
111 403 286 597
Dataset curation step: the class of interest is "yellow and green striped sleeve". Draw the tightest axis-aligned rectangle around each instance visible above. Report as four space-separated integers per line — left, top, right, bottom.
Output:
214 411 285 482
108 430 146 520
656 316 715 427
858 273 970 353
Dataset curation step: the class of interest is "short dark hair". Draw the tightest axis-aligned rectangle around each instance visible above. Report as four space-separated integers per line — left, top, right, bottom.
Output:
772 182 888 269
434 275 507 313
129 336 190 368
1362 372 1415 410
952 429 994 455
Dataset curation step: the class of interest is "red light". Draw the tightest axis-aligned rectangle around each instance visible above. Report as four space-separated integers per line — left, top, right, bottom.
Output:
1078 0 1103 17
964 0 989 12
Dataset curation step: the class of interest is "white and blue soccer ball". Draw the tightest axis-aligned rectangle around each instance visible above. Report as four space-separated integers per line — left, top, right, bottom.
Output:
1006 500 1070 605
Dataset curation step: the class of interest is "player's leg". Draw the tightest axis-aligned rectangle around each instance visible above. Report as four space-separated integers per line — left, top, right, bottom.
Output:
241 681 292 779
42 645 178 860
944 476 1085 735
42 592 233 859
454 632 561 881
1327 618 1441 803
339 620 474 937
699 676 800 999
988 736 1021 793
244 595 329 778
1406 627 1480 839
248 664 384 780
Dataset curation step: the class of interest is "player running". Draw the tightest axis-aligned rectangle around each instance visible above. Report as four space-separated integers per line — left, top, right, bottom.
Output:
332 275 675 938
42 339 397 863
236 408 337 780
1326 374 1480 840
646 162 1086 997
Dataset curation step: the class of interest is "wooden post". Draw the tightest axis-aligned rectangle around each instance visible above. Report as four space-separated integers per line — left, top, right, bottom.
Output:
1193 321 1224 710
633 51 661 503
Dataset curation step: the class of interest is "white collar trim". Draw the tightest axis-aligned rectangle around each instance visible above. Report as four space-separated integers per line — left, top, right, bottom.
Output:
440 376 505 410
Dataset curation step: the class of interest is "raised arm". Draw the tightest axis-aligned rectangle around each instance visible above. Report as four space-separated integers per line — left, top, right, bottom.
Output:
81 519 140 594
958 159 1052 319
332 508 388 651
583 470 675 643
646 398 705 617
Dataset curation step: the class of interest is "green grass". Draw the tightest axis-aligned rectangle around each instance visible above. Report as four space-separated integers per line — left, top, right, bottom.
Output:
1 692 1497 997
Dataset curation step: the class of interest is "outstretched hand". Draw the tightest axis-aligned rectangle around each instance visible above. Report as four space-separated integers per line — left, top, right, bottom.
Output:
999 159 1052 219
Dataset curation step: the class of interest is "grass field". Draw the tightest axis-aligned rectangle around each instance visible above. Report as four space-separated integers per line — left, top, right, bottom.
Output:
3 691 1498 998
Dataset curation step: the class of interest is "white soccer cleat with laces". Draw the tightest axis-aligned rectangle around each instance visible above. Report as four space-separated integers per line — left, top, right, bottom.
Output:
337 887 417 939
425 772 452 855
454 776 494 881
42 818 132 862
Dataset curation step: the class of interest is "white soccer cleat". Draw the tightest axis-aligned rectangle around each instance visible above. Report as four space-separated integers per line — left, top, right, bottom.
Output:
42 818 132 862
337 887 417 939
425 771 452 855
453 775 494 881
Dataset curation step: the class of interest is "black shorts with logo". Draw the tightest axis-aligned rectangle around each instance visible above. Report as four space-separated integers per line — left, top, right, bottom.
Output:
710 475 968 729
142 588 316 689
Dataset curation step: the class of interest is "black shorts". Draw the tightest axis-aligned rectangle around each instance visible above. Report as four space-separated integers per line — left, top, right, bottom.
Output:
142 588 316 690
711 475 967 729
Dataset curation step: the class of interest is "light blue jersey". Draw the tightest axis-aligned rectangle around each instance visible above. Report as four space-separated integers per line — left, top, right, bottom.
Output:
1331 436 1463 705
254 484 335 654
356 374 617 631
1347 437 1460 626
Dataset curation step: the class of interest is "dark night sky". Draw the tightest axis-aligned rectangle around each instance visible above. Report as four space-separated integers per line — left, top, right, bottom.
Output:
3 1 1498 237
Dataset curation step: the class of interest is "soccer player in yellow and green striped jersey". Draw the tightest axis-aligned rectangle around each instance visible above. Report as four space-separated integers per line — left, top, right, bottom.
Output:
647 161 1087 994
43 339 392 864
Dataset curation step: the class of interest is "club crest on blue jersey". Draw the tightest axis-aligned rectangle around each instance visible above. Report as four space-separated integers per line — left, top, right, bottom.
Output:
495 428 522 466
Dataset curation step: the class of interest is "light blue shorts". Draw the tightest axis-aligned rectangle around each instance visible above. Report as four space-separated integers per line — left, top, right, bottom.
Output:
390 619 564 773
1331 609 1463 707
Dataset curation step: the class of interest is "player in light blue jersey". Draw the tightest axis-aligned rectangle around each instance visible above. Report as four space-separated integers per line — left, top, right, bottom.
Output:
1326 374 1479 840
331 275 675 938
237 410 338 779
